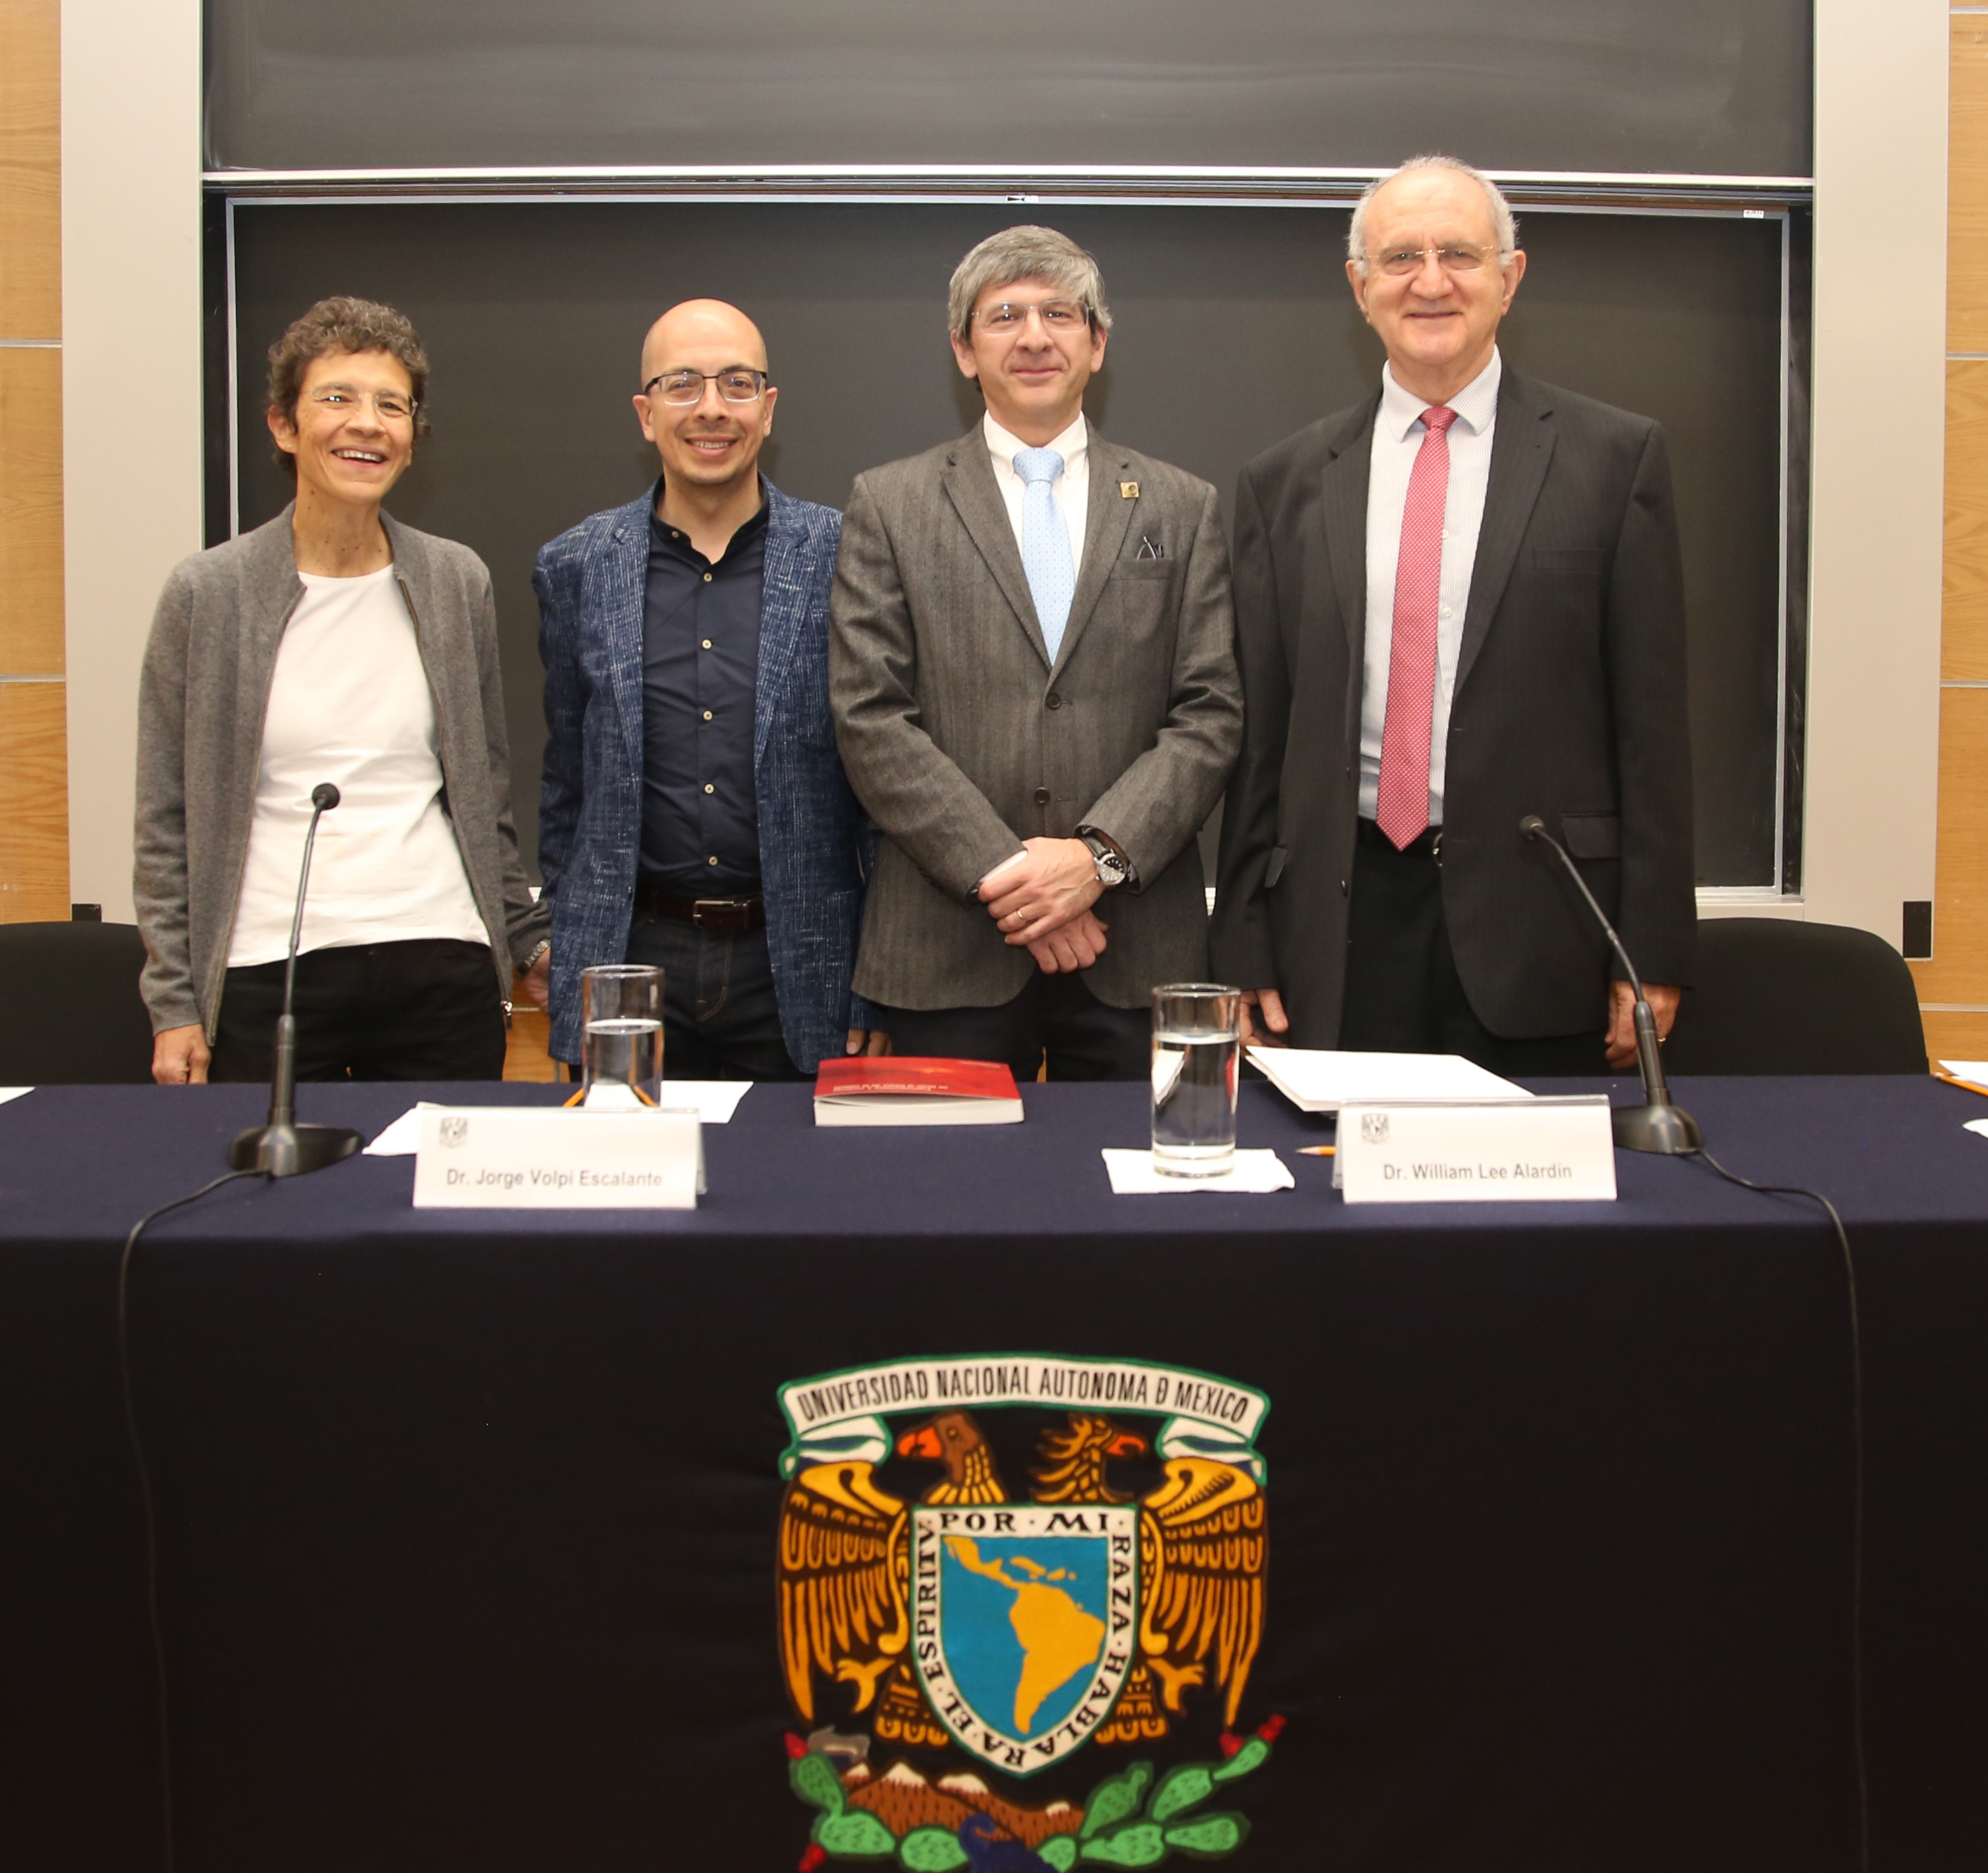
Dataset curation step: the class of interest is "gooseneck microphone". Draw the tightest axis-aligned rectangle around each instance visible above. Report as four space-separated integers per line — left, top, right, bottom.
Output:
1519 814 1702 1156
227 782 365 1177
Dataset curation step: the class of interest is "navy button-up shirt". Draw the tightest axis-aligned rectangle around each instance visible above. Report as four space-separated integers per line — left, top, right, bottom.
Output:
639 492 768 894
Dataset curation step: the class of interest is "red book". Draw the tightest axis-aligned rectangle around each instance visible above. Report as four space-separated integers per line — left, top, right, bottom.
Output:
812 1057 1025 1126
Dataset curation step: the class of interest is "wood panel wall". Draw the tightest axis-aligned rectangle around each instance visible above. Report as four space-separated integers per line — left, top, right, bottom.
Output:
0 0 67 922
1920 10 1988 1061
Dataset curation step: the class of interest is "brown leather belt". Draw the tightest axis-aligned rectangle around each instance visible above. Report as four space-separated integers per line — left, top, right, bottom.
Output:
634 881 766 933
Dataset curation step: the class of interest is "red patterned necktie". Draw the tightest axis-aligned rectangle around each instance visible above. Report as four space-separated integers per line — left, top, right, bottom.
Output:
1376 404 1459 850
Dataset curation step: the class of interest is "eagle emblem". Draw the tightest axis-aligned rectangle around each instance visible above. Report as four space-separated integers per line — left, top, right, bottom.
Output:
775 1355 1279 1869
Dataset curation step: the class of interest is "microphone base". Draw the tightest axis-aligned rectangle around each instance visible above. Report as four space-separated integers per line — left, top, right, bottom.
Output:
1612 1100 1704 1156
228 1121 364 1178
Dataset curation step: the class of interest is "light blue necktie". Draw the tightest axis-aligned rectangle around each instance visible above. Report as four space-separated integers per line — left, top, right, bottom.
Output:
1014 446 1076 662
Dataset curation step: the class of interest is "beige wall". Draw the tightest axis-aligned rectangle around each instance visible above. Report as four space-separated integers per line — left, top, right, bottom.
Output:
59 0 202 923
0 0 68 921
1801 1 1948 946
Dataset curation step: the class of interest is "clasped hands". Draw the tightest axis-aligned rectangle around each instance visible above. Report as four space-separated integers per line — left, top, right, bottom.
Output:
978 838 1107 973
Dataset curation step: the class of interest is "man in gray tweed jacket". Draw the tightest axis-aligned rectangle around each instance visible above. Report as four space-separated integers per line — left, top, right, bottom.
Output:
830 227 1242 1080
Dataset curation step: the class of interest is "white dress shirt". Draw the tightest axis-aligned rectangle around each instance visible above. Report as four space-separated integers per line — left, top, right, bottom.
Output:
983 410 1090 578
1359 348 1502 824
228 564 488 966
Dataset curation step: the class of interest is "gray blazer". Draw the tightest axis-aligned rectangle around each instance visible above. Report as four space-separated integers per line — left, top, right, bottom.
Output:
1210 367 1695 1043
134 506 550 1037
830 428 1242 1012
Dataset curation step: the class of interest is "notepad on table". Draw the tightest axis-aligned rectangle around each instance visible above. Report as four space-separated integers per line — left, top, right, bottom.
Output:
1248 1047 1529 1114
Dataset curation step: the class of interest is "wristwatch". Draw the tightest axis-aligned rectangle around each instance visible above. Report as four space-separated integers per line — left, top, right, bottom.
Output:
1079 831 1131 890
522 939 552 972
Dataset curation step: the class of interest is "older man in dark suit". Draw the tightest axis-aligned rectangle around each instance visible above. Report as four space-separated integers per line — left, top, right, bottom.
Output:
830 226 1242 1080
1212 156 1695 1074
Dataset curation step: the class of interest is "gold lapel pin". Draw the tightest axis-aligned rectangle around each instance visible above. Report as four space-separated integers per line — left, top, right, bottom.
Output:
1120 481 1139 500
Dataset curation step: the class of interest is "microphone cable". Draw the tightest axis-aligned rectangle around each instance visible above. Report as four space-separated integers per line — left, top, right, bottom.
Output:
1688 1146 1867 1873
116 1166 272 1873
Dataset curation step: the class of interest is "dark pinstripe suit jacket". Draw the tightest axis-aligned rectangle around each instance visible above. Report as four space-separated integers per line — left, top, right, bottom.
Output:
830 427 1243 1012
1210 367 1696 1044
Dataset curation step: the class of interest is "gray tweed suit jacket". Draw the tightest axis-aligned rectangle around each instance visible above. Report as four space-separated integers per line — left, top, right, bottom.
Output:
830 426 1243 1012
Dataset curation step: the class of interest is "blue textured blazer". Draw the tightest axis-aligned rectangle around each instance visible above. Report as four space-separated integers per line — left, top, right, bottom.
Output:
534 480 872 1069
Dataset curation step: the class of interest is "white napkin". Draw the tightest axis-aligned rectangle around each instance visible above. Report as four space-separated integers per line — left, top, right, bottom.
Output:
363 1082 752 1155
363 1103 440 1155
1100 1148 1294 1193
1964 1118 1988 1143
0 1088 32 1107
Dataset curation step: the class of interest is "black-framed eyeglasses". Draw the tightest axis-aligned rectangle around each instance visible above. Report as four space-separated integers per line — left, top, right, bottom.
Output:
642 368 770 405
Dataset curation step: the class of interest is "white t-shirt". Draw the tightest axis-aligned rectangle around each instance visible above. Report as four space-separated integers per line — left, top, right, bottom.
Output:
226 564 489 968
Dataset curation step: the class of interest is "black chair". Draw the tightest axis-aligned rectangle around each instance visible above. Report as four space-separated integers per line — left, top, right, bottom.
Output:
1660 917 1927 1075
0 922 157 1084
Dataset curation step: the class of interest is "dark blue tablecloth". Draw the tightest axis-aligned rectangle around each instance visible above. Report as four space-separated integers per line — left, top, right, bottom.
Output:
3 1072 1987 1239
1 1075 1983 1873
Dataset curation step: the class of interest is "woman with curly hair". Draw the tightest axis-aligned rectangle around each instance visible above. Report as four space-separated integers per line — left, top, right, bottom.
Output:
135 296 550 1085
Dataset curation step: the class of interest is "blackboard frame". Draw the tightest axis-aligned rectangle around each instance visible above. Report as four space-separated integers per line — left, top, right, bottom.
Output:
201 180 1812 897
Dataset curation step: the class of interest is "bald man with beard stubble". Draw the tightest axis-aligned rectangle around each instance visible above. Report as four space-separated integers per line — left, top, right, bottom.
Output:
534 300 884 1081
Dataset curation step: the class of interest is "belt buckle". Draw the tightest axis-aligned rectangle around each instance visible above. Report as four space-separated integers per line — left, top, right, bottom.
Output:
692 897 742 931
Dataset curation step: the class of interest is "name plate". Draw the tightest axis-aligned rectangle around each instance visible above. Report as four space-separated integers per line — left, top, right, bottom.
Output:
411 1106 704 1209
1336 1097 1616 1204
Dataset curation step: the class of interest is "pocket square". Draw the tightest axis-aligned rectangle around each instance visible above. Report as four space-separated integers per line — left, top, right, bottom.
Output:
1135 535 1167 560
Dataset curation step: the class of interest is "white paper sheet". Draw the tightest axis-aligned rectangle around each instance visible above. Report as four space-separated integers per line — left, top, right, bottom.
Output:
1248 1047 1528 1113
1964 1118 1988 1144
1101 1148 1294 1193
0 1088 33 1107
1939 1060 1988 1084
363 1082 752 1155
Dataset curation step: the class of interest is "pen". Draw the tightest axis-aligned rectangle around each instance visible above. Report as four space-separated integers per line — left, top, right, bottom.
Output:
1296 1144 1336 1156
1934 1069 1988 1100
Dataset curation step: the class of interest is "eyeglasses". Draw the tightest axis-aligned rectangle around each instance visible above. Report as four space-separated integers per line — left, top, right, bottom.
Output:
307 385 417 421
1371 244 1496 277
643 368 769 405
974 300 1092 334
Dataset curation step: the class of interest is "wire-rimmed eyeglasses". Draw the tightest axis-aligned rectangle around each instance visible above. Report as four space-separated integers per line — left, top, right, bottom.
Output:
1370 244 1497 277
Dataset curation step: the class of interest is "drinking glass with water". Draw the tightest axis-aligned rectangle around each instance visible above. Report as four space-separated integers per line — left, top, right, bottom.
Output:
1151 984 1243 1177
580 963 664 1109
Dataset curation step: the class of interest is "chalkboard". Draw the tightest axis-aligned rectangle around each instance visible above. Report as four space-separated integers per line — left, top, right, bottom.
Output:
205 0 1810 180
223 201 1792 887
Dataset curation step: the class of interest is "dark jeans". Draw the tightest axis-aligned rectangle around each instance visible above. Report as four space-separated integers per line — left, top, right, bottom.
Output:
623 912 805 1081
209 938 507 1084
876 972 1149 1082
1339 819 1607 1077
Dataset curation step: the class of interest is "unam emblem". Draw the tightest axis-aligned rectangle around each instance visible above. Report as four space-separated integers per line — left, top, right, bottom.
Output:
774 1354 1281 1870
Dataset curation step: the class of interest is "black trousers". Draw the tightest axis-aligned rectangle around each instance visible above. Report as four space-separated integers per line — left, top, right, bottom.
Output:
876 972 1149 1082
208 938 508 1084
1339 819 1607 1077
623 912 806 1081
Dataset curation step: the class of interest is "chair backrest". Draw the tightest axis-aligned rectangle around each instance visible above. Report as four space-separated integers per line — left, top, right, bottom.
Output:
0 922 156 1084
1661 917 1927 1075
